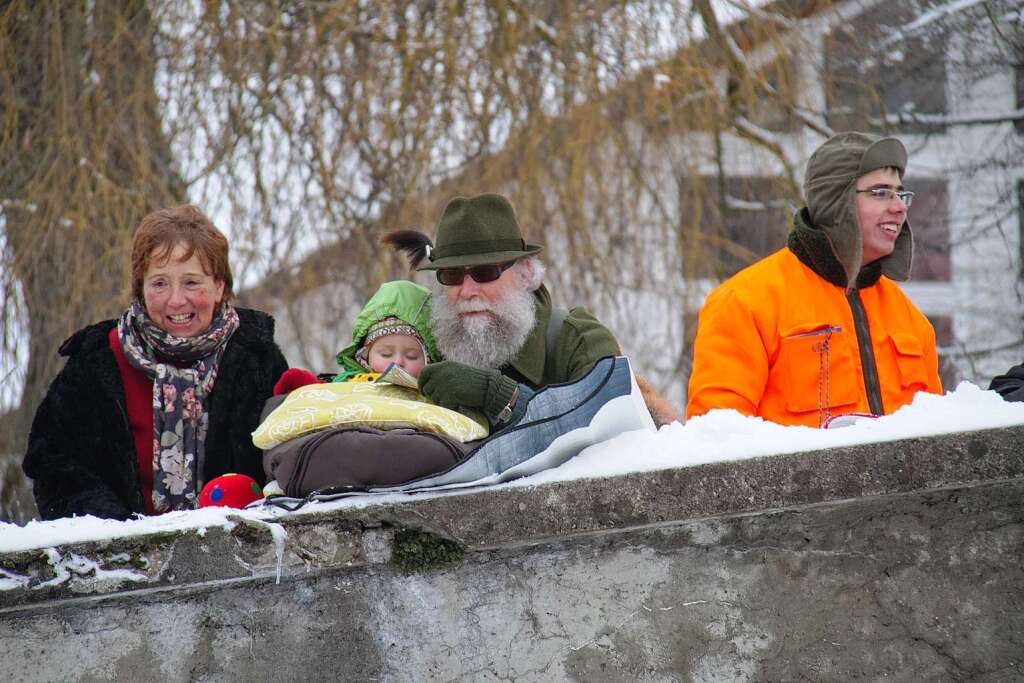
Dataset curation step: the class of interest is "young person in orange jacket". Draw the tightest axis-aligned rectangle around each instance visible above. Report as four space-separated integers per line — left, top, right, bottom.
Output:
686 132 942 427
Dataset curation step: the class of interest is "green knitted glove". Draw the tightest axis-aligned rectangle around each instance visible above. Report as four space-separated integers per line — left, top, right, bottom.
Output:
418 361 519 422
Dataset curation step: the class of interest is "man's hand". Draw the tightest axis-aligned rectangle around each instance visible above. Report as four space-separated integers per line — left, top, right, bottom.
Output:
418 360 519 422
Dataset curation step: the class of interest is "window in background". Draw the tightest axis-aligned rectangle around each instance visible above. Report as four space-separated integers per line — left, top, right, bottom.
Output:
824 5 947 134
928 314 960 389
679 176 793 280
904 177 951 282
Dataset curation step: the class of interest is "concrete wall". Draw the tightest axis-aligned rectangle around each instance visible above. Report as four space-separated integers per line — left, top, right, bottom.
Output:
2 426 1023 681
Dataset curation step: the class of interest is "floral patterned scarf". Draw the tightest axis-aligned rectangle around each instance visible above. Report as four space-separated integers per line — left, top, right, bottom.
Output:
118 301 240 513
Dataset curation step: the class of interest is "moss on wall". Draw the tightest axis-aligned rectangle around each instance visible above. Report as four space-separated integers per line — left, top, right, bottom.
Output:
391 527 464 574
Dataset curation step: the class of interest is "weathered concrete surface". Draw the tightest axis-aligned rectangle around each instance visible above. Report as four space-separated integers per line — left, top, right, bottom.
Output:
1 426 1023 681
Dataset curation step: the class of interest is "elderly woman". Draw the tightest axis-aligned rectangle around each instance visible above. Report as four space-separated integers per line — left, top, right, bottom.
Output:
23 205 288 520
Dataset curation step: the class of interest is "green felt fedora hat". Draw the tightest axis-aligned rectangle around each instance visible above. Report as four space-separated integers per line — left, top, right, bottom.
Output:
417 193 543 270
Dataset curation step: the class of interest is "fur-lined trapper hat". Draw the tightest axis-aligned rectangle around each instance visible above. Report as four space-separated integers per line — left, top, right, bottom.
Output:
796 132 913 289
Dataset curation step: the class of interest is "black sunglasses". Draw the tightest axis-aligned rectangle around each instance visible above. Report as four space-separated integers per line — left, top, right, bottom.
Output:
435 261 516 286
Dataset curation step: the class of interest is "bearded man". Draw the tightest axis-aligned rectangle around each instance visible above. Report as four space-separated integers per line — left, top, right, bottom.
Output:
386 193 676 427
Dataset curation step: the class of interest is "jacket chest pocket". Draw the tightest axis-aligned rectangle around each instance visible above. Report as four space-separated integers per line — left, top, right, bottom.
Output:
780 323 858 414
889 332 930 390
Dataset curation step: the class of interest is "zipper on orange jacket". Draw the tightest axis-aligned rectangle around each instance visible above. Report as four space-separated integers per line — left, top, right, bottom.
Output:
846 288 884 415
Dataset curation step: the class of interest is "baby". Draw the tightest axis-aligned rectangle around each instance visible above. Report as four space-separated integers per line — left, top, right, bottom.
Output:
272 279 438 395
358 326 427 376
333 280 438 382
258 281 485 497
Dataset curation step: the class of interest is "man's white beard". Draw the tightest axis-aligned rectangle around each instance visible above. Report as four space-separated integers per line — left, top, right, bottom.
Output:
430 283 537 370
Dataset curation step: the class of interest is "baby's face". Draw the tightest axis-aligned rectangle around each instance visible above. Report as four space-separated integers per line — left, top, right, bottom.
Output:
367 333 427 377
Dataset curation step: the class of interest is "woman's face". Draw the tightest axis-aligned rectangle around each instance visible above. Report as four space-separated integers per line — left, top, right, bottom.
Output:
143 243 225 338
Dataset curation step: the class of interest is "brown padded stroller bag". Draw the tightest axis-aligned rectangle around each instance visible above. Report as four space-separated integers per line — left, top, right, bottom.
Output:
264 426 473 497
260 357 650 501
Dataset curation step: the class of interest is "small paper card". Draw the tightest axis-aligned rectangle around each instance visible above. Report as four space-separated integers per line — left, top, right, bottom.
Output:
374 362 420 389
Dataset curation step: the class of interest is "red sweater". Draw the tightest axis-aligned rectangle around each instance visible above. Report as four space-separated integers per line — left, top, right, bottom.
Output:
108 328 156 514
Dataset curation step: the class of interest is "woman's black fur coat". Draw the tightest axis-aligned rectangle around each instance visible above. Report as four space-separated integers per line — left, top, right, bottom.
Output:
22 308 289 520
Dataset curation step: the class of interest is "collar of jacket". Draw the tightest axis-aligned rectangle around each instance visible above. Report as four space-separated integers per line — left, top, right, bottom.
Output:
59 320 118 358
230 307 278 349
505 284 553 386
786 207 910 290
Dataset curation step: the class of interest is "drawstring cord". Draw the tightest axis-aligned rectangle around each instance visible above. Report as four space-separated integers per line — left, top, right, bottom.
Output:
786 325 842 428
813 328 834 427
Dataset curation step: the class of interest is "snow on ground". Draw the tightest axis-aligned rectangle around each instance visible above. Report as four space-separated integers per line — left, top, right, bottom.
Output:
1 382 1021 556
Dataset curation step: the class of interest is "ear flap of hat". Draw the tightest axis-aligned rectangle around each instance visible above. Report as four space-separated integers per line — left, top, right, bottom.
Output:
811 180 864 289
880 220 913 281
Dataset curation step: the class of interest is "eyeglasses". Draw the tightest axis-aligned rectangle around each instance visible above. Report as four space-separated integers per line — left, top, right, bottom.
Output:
436 261 516 286
855 187 915 207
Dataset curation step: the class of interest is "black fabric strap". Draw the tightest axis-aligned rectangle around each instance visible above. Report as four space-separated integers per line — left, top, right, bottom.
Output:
431 238 526 259
544 307 569 381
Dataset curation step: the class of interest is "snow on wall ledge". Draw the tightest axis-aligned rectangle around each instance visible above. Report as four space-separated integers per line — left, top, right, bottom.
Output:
1 410 1023 680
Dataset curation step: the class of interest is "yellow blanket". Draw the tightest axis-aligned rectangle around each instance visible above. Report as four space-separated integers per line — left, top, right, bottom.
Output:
252 382 488 449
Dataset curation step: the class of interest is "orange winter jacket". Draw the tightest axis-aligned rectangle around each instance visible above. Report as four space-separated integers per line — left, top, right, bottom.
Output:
686 247 941 427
